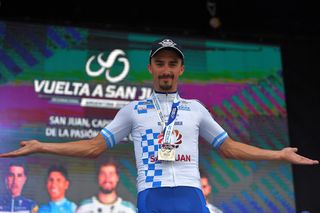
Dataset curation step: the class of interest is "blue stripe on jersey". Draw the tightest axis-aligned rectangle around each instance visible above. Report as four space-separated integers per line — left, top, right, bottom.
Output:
211 131 228 148
101 128 116 148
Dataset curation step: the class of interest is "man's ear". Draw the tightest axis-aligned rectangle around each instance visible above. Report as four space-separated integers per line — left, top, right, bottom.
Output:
179 65 185 76
148 64 152 74
65 180 70 190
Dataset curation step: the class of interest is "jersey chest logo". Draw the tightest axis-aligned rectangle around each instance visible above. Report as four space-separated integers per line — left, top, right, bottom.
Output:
157 129 183 148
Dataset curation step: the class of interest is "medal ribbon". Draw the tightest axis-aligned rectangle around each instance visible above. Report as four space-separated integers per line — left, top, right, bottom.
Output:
151 91 180 146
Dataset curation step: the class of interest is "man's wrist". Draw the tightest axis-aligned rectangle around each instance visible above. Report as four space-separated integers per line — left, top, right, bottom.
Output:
276 149 285 161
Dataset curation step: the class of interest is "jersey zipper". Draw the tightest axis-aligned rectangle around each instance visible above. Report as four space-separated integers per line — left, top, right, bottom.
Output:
165 93 177 186
11 197 14 212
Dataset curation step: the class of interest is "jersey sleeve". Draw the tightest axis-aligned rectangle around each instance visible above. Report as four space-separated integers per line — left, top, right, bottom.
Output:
100 102 134 149
197 101 228 149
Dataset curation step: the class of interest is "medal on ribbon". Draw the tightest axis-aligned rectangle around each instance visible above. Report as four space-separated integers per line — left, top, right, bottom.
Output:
152 92 180 161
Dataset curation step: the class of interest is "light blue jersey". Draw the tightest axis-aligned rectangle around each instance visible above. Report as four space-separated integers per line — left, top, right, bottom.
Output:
38 198 77 213
101 92 228 193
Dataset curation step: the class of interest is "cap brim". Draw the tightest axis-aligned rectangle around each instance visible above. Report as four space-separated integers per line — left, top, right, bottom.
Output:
150 46 184 59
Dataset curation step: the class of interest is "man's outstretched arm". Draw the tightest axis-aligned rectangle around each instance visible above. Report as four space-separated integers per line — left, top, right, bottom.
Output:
0 133 107 158
219 137 319 165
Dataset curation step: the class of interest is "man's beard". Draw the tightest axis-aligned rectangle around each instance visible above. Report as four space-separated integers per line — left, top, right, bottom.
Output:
159 84 172 91
159 74 174 91
99 186 115 195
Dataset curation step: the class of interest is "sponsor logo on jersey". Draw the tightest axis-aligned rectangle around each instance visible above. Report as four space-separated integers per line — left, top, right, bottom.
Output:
157 129 182 148
178 105 191 111
148 129 191 162
150 154 191 162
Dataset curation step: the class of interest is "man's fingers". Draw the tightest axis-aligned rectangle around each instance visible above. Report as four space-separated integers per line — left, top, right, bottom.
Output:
20 141 28 147
283 147 298 153
0 140 36 158
295 154 319 165
282 147 318 165
0 150 21 158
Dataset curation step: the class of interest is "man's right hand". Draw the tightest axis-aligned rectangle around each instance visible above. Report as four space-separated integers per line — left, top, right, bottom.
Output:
1 134 107 158
0 140 41 158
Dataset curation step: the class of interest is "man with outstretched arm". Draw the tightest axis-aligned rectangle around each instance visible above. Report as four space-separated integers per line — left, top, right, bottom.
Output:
0 38 318 213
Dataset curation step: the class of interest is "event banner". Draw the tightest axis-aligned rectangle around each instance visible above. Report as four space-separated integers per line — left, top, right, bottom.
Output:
0 21 293 212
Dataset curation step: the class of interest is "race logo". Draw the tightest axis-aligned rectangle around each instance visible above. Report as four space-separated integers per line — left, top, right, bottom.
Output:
85 49 129 83
157 129 182 148
159 39 177 48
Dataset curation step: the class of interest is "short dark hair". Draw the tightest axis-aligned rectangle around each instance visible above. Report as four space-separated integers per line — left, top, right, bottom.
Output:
97 158 119 176
199 168 209 179
47 164 69 181
7 160 28 176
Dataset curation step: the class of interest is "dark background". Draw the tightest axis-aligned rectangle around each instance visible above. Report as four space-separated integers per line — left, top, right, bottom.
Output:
1 0 319 212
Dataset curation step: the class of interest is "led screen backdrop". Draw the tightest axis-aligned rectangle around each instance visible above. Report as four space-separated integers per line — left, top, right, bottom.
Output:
0 21 293 212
